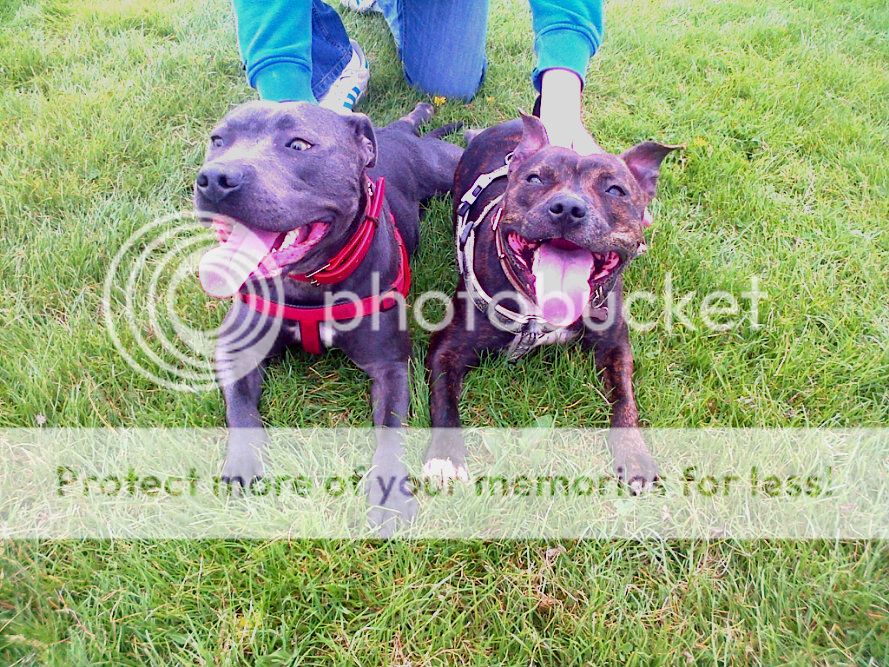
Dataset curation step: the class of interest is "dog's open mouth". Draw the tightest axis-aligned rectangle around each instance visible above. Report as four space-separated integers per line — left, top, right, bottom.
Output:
198 219 329 298
506 233 624 327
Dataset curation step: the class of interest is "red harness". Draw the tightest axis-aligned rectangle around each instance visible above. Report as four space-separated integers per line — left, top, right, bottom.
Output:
239 177 411 354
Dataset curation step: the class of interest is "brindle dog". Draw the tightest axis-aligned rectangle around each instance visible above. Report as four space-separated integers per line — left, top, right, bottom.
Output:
425 113 678 490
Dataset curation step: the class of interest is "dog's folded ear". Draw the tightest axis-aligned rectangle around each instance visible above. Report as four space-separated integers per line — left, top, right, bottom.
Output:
509 111 550 173
344 113 378 169
620 142 682 201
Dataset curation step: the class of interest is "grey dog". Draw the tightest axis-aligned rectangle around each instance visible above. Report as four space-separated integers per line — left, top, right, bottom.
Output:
194 101 462 531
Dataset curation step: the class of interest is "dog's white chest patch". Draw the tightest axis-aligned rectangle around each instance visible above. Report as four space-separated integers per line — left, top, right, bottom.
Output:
285 322 336 348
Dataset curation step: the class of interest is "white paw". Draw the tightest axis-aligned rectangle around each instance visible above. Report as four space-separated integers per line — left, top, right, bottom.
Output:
422 458 469 486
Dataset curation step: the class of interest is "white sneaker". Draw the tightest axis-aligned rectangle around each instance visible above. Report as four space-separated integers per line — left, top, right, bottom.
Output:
318 40 370 113
339 0 381 13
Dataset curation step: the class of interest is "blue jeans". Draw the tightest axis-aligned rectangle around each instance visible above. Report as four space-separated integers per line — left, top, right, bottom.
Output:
313 0 488 101
309 2 354 100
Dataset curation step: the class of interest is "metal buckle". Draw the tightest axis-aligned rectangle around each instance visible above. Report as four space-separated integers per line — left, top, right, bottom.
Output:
458 217 474 248
305 263 331 285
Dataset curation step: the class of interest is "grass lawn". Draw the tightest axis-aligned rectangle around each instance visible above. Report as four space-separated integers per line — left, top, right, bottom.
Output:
1 0 888 663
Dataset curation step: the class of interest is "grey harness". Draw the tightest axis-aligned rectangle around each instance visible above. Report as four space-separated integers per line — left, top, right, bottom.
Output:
454 159 609 360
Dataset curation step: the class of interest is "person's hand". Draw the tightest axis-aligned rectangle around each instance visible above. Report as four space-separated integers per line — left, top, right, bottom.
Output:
538 68 602 155
543 115 602 155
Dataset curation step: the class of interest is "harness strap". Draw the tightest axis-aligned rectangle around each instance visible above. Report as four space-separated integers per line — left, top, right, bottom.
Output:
457 163 509 223
455 162 546 334
459 196 528 325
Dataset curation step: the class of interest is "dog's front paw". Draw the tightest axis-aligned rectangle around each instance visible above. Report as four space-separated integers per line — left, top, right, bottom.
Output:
423 431 468 488
220 438 265 490
367 494 418 539
609 428 659 494
366 469 418 538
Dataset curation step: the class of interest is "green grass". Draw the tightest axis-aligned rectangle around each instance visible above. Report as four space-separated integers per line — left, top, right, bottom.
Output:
1 0 888 663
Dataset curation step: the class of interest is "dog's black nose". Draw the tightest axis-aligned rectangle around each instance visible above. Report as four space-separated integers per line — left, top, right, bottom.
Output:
196 163 244 203
547 194 588 225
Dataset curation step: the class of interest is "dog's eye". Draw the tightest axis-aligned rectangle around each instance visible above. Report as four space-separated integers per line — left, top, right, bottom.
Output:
210 135 224 148
286 138 312 151
606 184 627 197
526 174 543 184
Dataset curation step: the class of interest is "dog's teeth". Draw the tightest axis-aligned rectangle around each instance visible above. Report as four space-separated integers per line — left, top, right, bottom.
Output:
278 228 300 251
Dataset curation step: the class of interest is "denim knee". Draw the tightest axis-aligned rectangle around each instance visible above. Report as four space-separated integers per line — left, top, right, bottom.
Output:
402 53 486 101
399 0 488 101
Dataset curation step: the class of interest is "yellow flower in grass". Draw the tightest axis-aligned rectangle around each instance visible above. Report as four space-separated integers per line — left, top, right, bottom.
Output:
432 96 447 107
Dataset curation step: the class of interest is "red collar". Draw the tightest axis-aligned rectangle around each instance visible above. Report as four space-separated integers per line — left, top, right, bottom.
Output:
238 176 411 354
287 176 384 285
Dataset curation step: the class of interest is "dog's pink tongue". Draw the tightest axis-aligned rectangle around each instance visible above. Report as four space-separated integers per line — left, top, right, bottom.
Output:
532 244 594 327
199 225 280 298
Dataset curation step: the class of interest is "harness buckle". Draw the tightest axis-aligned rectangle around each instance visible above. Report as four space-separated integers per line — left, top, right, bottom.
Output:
305 262 331 285
458 218 475 248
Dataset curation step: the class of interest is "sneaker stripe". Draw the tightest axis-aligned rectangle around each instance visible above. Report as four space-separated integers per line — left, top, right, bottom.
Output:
318 38 369 112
